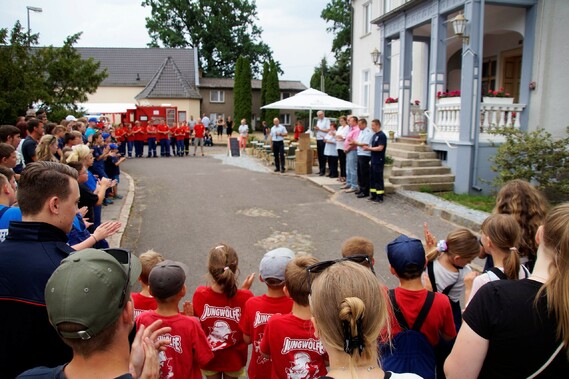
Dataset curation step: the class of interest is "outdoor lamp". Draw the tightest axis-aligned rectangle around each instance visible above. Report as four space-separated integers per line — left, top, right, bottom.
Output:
370 48 382 68
26 6 43 35
451 13 469 44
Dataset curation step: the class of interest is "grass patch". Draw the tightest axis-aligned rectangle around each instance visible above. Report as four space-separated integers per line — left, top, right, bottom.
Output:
435 192 495 213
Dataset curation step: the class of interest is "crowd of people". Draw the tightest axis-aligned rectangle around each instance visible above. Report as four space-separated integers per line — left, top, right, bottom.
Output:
0 111 568 379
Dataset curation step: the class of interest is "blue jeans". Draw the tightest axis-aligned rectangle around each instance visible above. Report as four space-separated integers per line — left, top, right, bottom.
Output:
147 137 157 157
160 139 170 156
346 150 358 189
176 140 184 156
127 141 134 157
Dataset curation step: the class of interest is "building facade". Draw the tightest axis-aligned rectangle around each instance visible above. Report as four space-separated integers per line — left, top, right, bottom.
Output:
351 0 569 194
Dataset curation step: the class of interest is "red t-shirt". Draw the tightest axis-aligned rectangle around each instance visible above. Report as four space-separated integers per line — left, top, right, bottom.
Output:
114 127 126 142
239 295 293 379
194 123 205 138
388 287 457 346
260 313 328 379
146 125 157 138
174 127 185 141
181 125 190 138
136 311 214 379
157 124 170 140
133 126 145 141
192 286 254 372
132 292 158 319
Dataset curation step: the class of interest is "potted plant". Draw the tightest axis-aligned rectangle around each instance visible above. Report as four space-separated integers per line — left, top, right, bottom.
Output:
483 87 514 104
437 90 461 105
388 130 395 142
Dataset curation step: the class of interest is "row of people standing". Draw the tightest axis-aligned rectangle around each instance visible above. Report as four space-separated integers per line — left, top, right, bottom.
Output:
315 112 387 203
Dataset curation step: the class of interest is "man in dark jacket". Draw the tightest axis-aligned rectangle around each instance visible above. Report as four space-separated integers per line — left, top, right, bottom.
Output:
0 161 79 378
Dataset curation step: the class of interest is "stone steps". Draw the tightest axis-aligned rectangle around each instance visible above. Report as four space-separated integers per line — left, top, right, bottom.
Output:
385 138 455 192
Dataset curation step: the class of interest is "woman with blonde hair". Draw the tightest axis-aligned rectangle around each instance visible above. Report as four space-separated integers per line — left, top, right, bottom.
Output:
309 260 420 378
445 203 569 378
35 134 59 162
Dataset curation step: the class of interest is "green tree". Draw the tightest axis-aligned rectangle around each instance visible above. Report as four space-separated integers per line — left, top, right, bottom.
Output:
264 60 280 125
260 61 270 123
490 127 569 195
0 23 44 123
142 0 274 77
0 22 106 124
233 56 252 129
38 33 107 122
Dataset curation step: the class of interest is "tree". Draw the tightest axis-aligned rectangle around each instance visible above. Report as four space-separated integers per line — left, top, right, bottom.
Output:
233 56 252 129
490 127 569 195
260 61 270 123
264 60 280 125
0 22 106 124
309 0 352 101
142 0 274 78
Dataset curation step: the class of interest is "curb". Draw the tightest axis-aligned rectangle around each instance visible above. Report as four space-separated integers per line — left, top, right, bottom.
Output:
108 170 135 247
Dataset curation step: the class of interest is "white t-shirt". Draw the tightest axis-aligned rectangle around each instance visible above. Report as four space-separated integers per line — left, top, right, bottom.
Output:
238 124 249 137
202 116 210 129
428 259 472 303
335 125 349 146
316 117 330 140
324 132 338 156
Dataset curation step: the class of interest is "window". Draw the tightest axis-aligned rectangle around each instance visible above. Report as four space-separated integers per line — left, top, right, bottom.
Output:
281 92 292 100
363 2 372 35
279 114 291 125
178 111 187 123
481 57 497 96
210 90 225 103
166 108 176 126
362 70 370 114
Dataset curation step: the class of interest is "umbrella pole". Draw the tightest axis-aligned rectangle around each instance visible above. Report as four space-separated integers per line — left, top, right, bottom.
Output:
308 109 313 136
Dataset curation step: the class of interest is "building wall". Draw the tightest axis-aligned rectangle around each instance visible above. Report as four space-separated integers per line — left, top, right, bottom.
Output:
87 87 142 103
528 0 569 137
136 98 201 123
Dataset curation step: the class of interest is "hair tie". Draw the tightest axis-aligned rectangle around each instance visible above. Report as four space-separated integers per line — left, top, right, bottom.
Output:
509 247 517 252
223 266 230 271
215 245 225 250
342 318 365 356
437 240 448 253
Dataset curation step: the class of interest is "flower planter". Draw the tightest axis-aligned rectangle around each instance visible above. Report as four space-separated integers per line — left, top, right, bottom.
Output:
384 164 393 179
483 97 514 104
437 97 461 105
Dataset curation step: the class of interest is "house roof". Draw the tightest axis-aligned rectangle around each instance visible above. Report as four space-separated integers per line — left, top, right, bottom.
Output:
135 56 201 100
199 78 307 91
76 47 198 88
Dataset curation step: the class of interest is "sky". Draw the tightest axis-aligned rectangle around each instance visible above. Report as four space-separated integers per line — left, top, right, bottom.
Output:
0 0 335 87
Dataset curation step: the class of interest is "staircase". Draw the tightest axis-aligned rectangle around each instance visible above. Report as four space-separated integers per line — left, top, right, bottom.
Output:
387 137 455 192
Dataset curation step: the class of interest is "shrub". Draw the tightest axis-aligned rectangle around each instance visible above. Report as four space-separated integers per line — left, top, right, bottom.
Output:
489 127 569 195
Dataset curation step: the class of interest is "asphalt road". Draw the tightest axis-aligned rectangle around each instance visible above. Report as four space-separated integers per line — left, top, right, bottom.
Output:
121 146 410 297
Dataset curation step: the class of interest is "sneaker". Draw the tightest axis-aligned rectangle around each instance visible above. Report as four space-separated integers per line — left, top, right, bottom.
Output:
114 195 123 200
344 188 357 193
274 168 280 172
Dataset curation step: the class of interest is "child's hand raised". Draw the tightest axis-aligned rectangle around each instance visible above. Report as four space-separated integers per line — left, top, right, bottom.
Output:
423 222 437 252
182 301 194 317
241 273 255 290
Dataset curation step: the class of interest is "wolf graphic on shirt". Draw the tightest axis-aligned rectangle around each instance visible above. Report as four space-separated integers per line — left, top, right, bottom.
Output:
158 351 174 379
254 332 270 364
285 352 319 379
207 320 236 351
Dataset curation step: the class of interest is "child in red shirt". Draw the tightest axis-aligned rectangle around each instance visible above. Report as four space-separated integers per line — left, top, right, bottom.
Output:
174 125 185 157
137 260 214 379
193 244 255 379
132 250 164 319
260 256 328 379
239 248 295 379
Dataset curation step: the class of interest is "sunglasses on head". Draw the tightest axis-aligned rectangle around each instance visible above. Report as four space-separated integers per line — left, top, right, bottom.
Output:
306 254 375 293
102 248 131 308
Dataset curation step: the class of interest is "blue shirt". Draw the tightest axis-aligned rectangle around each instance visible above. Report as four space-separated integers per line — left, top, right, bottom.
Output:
0 205 22 242
270 125 287 141
356 127 374 156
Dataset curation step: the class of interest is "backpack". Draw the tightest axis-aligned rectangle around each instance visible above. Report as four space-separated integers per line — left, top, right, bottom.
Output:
380 290 436 379
427 261 462 330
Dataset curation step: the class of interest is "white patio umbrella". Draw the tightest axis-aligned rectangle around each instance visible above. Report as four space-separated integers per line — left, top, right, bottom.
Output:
261 88 364 133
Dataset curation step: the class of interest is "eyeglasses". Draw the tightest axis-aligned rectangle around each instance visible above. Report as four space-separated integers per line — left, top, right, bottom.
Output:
103 248 131 308
306 254 375 292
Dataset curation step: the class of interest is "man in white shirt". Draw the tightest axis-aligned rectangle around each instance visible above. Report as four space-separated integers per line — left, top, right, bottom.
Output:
270 118 288 173
314 111 330 176
201 113 211 130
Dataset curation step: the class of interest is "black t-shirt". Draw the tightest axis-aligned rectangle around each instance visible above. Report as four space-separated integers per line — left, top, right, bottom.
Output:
464 279 569 378
21 136 38 165
370 131 387 165
78 183 99 223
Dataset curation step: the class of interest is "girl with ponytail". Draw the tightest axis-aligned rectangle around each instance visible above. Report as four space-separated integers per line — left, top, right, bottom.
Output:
310 260 420 378
445 203 569 378
192 244 254 379
464 214 529 308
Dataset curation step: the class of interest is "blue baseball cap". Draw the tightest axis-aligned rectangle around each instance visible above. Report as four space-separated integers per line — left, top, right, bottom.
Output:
109 143 118 150
88 117 98 123
386 235 426 275
102 133 110 140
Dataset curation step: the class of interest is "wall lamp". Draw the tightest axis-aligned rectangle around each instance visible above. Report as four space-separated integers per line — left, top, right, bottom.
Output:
451 13 469 44
370 48 382 68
